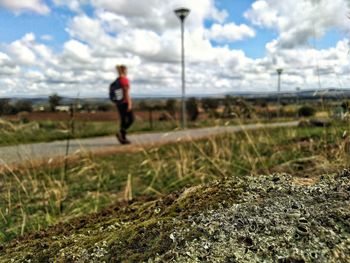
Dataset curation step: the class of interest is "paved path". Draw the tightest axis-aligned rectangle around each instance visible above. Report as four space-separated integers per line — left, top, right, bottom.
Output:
0 121 298 167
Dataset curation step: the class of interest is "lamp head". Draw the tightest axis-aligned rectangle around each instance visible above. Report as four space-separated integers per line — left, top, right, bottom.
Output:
277 68 283 74
174 8 190 21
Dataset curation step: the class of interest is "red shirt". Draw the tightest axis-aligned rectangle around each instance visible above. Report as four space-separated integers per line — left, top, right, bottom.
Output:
119 76 130 103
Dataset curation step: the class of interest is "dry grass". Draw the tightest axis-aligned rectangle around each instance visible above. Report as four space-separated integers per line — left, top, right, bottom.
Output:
0 120 349 243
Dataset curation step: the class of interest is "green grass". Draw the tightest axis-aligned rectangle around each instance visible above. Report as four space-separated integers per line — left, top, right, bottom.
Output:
0 120 179 146
0 121 348 243
0 115 298 146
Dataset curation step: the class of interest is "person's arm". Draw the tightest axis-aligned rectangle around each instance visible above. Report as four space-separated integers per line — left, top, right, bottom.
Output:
125 86 132 111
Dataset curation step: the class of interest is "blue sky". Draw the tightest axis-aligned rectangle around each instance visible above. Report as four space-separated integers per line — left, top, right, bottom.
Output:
0 4 73 51
0 0 349 97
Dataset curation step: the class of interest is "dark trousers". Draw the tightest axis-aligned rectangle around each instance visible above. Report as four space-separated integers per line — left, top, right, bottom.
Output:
117 103 134 138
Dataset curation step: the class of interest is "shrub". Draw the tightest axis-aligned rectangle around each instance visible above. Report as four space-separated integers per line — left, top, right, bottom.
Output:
298 106 315 117
0 99 13 115
201 98 220 113
48 93 62 112
186 97 199 121
96 103 113 112
13 100 33 113
165 99 177 118
17 112 30 124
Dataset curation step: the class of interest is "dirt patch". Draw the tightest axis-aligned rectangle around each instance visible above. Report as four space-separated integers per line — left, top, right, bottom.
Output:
4 111 168 122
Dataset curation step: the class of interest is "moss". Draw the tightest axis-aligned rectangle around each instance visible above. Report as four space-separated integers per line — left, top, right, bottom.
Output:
1 170 349 262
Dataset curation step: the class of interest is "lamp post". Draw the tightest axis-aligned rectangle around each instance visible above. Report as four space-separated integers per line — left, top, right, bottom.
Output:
276 68 283 118
296 87 301 118
174 7 190 129
296 87 301 105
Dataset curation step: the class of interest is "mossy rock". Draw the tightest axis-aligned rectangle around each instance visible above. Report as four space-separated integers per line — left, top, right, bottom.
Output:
1 171 349 263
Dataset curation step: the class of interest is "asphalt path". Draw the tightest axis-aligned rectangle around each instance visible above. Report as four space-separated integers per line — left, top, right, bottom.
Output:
0 121 298 167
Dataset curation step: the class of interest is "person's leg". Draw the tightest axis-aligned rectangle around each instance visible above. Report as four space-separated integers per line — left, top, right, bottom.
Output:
124 110 134 130
121 110 134 143
117 103 128 142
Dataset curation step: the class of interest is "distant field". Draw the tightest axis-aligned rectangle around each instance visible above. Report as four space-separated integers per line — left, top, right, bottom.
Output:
3 111 162 122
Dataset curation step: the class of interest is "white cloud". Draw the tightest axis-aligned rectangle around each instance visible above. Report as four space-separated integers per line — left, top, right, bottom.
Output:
0 0 50 14
25 70 45 81
41 35 53 41
57 0 228 31
53 0 91 12
206 23 256 43
1 0 350 97
245 0 350 49
67 15 115 47
63 40 92 62
0 52 19 76
7 34 37 65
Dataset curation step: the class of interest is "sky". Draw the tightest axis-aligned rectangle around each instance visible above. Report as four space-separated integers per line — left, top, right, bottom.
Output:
0 0 350 98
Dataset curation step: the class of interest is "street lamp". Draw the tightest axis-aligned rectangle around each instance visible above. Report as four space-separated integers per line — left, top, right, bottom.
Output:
296 87 301 118
276 68 283 118
296 87 301 105
174 7 190 129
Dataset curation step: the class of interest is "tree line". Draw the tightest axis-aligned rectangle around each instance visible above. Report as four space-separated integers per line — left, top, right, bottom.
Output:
0 93 322 120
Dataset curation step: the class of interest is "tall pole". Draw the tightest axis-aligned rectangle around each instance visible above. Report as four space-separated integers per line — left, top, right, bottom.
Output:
277 68 283 118
181 19 186 128
174 8 190 129
296 87 300 118
296 87 300 105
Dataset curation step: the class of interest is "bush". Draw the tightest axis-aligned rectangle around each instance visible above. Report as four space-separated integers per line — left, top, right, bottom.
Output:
48 93 62 112
17 112 30 124
96 103 113 112
0 99 13 115
186 97 199 121
14 100 33 113
201 98 220 113
298 106 315 117
165 99 177 118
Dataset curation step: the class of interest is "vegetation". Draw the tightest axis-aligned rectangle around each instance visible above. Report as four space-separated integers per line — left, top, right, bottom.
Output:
0 99 33 115
1 97 346 148
298 105 316 117
0 121 349 246
48 93 62 112
186 97 199 121
0 121 349 261
165 98 177 119
202 98 220 117
0 119 181 146
0 99 12 115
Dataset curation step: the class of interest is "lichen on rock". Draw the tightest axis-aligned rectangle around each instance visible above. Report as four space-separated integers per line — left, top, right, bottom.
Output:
1 170 349 263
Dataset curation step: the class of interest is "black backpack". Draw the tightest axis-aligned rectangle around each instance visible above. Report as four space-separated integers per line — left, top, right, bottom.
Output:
109 78 124 103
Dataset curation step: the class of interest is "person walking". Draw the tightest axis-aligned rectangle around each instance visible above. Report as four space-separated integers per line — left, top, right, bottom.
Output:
109 64 134 144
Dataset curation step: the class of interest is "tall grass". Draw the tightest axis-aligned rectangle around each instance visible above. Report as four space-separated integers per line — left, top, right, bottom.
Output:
0 121 349 243
0 114 298 147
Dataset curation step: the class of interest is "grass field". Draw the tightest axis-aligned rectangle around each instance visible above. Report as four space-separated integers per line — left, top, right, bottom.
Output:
0 113 297 146
0 119 179 146
0 120 348 244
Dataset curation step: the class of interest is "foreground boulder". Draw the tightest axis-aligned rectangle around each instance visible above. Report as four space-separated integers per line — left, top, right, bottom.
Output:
1 171 349 263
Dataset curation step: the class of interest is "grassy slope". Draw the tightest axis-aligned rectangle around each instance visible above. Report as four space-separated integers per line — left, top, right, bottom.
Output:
0 122 350 261
1 172 349 262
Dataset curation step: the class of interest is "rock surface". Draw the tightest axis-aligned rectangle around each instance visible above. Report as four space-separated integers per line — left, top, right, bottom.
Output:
1 170 349 263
